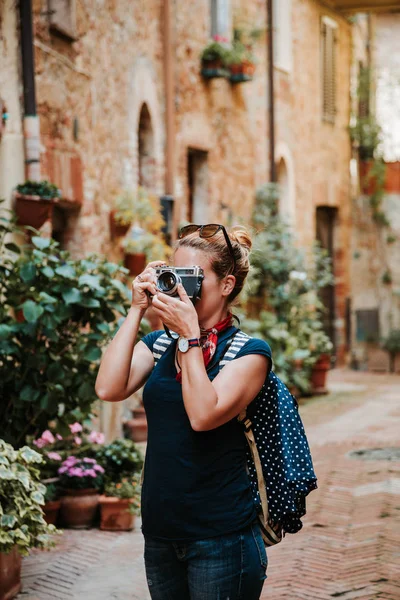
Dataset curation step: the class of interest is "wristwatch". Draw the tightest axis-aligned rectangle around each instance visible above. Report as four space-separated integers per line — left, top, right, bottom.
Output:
178 336 201 353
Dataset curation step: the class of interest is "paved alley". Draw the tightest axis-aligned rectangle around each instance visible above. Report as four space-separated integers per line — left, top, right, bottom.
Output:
17 369 400 600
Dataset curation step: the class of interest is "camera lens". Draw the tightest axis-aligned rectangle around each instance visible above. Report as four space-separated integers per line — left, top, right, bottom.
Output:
157 271 180 295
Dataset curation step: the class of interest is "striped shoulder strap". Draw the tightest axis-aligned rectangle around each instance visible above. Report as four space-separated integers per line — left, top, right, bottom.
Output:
152 332 174 366
219 330 251 370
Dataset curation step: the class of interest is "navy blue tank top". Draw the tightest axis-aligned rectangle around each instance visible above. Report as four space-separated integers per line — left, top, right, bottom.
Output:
140 326 272 541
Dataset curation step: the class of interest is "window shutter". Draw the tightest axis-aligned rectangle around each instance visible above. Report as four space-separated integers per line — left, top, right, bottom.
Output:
321 18 337 123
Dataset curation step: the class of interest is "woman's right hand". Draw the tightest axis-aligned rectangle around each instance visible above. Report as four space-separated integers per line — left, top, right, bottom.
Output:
131 260 167 312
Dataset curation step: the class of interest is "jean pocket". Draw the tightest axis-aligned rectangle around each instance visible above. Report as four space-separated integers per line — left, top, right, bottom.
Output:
251 520 268 569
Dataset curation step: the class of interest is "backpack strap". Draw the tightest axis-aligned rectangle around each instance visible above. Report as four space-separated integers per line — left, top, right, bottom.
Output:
218 330 251 368
218 330 282 546
152 333 174 365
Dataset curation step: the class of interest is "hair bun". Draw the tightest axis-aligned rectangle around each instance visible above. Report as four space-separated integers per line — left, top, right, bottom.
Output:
229 226 252 252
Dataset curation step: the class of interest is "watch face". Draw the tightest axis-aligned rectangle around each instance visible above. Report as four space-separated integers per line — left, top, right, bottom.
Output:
178 337 189 353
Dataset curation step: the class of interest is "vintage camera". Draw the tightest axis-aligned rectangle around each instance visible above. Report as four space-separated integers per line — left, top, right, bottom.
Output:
155 266 204 301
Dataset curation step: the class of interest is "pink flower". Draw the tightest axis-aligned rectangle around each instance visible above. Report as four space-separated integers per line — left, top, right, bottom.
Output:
88 431 105 445
83 458 96 464
74 437 82 446
85 469 97 478
69 422 83 434
58 466 68 474
33 438 46 449
64 456 78 466
93 464 105 473
41 430 55 444
56 433 63 441
47 452 62 461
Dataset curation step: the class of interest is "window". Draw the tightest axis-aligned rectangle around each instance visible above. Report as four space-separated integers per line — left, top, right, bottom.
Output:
273 0 292 73
49 0 77 41
321 16 338 123
187 149 208 224
211 0 231 39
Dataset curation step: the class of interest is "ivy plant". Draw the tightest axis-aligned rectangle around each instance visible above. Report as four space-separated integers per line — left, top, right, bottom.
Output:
239 183 333 394
0 440 59 556
0 207 138 447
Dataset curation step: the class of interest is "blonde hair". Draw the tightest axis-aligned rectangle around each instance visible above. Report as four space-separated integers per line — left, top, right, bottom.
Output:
175 226 252 303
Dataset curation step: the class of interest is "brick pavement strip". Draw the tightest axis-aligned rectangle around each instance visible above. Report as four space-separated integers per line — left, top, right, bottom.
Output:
17 369 400 600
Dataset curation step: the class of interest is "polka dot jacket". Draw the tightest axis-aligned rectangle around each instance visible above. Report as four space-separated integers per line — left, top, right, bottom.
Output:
219 331 318 535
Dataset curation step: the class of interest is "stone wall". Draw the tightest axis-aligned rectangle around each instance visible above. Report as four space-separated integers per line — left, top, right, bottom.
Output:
0 0 25 206
0 0 354 369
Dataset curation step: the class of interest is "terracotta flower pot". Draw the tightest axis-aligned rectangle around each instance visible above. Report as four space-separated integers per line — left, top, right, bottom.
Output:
43 499 61 526
60 488 99 529
0 547 22 600
13 192 54 230
201 58 230 79
99 496 136 531
125 405 148 442
310 353 331 395
109 210 131 238
124 253 147 276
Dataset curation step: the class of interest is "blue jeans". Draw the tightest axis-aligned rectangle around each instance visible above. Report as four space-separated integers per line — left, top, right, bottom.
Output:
144 520 268 600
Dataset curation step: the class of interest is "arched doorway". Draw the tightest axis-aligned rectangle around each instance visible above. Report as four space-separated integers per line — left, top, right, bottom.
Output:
138 103 155 189
277 157 290 224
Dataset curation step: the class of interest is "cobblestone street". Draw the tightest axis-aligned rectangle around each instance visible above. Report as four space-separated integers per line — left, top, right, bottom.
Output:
17 369 400 600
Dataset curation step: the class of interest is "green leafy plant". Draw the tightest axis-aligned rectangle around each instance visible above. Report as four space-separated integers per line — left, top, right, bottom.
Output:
95 439 143 484
113 187 158 227
16 180 61 200
104 476 141 515
0 440 59 556
0 211 134 447
43 482 59 503
239 183 333 394
382 329 400 373
201 37 231 64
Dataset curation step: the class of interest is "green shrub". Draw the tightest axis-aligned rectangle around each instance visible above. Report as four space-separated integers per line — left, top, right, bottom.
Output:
0 208 137 447
0 440 60 556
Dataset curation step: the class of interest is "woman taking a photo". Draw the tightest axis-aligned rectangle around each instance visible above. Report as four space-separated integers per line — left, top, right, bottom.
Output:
96 224 272 600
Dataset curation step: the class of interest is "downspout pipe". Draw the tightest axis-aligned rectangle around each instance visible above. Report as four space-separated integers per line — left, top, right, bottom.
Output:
19 0 41 181
161 0 175 241
267 0 276 182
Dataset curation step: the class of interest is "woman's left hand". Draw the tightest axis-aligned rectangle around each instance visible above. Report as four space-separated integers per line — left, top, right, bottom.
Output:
151 284 200 338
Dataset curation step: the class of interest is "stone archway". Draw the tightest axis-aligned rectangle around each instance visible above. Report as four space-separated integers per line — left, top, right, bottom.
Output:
275 142 296 227
128 57 163 194
138 103 155 190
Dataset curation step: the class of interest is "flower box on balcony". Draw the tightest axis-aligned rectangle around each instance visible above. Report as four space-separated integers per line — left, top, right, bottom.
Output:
229 60 256 83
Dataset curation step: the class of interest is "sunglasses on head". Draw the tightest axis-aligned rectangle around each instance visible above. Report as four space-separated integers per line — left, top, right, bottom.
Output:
178 224 236 271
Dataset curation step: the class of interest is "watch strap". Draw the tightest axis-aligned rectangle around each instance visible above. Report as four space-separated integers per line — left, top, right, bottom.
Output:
188 338 201 348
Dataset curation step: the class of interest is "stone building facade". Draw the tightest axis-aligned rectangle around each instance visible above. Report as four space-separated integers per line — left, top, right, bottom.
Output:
0 0 358 367
350 12 400 372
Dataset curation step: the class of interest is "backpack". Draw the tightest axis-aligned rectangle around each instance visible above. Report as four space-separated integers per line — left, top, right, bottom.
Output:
151 330 318 547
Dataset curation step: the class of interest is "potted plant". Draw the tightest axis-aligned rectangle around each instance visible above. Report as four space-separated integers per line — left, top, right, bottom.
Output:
99 477 141 531
382 330 400 373
95 438 143 482
0 213 131 449
309 331 333 394
226 41 256 83
57 456 104 529
42 483 61 526
121 227 154 276
13 180 61 230
0 441 59 600
110 187 156 238
200 36 231 79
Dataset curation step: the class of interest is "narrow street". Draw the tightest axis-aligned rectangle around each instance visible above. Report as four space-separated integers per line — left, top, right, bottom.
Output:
18 369 400 600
